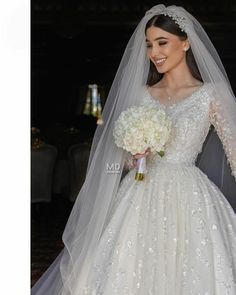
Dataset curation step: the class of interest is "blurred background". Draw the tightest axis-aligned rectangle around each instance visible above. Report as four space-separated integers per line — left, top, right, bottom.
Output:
31 0 236 286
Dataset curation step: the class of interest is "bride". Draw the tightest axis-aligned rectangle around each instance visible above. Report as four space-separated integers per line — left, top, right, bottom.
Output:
32 4 236 294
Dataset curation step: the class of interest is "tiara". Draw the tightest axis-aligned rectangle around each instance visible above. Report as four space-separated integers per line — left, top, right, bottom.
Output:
162 9 187 32
145 5 189 33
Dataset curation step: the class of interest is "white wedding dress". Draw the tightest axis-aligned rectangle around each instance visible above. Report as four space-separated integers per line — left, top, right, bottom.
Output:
78 84 236 294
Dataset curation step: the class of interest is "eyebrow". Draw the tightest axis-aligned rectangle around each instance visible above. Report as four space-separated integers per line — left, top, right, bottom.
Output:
145 37 168 42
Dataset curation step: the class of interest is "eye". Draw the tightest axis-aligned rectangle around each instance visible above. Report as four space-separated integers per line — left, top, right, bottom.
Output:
159 41 168 46
146 43 152 48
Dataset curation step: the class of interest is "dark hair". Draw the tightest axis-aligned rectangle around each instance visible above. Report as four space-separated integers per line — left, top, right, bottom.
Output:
145 15 202 85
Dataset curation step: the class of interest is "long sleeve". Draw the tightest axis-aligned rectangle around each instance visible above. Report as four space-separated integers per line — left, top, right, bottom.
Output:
124 152 136 171
209 98 236 180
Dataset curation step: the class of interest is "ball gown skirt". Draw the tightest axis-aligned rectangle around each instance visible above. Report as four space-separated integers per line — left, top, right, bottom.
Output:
80 156 236 294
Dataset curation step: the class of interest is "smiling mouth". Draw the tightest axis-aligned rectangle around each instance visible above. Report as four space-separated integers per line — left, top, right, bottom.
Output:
154 58 167 67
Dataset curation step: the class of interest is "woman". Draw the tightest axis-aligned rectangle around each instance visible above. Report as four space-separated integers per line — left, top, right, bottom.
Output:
32 4 236 294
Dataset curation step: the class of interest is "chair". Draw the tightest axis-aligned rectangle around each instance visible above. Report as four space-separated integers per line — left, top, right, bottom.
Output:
31 144 57 203
68 143 91 202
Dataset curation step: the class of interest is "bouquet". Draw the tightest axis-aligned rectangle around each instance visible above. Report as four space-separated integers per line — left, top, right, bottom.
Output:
113 104 172 180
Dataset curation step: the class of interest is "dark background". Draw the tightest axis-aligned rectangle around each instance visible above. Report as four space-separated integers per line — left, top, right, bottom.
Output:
31 0 236 286
32 0 236 129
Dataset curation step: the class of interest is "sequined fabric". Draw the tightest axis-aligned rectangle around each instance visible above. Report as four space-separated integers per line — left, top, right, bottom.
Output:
80 84 236 294
209 97 236 179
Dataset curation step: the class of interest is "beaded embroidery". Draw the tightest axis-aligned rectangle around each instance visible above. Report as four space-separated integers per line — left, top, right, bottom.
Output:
162 9 187 32
82 86 236 294
145 5 189 33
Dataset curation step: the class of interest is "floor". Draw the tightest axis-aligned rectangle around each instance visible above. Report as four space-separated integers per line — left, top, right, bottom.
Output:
31 196 73 287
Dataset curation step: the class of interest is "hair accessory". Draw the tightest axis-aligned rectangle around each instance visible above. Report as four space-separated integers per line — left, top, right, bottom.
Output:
145 5 189 33
162 9 187 32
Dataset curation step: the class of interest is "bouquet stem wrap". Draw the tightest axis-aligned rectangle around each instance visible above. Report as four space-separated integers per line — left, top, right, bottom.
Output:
135 156 147 181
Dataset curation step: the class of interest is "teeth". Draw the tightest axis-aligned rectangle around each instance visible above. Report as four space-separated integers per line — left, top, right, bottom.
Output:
155 58 166 64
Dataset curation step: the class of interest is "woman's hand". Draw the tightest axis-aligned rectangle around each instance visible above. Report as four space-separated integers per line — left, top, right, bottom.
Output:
125 148 151 170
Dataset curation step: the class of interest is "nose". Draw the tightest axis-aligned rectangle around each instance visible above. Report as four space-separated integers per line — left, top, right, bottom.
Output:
149 46 160 58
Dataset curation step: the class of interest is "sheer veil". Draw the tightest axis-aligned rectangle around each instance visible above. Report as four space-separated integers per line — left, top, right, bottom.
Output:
32 4 236 294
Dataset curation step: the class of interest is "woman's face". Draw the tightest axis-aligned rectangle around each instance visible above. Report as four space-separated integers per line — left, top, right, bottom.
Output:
145 26 189 74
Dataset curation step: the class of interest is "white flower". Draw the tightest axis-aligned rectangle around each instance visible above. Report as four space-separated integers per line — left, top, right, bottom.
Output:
113 104 172 155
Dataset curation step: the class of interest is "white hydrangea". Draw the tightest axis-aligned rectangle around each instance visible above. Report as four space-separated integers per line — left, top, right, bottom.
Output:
113 104 172 155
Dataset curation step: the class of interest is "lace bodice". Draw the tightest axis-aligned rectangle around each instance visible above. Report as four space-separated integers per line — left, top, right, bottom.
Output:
124 84 236 180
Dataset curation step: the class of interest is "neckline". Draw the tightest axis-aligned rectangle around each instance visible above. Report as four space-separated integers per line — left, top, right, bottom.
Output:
145 84 205 108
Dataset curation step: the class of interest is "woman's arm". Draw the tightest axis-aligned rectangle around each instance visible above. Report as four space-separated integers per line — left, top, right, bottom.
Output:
209 98 236 180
